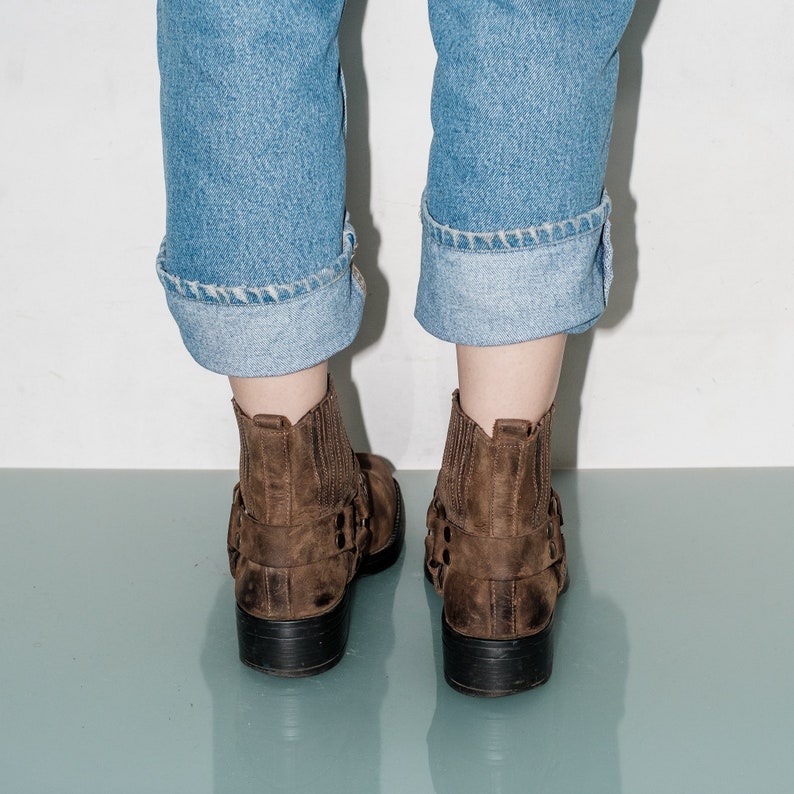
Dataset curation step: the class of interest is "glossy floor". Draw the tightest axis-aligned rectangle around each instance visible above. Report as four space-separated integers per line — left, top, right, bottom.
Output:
1 469 792 793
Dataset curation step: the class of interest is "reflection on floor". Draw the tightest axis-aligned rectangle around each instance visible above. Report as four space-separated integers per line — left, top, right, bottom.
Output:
1 468 792 793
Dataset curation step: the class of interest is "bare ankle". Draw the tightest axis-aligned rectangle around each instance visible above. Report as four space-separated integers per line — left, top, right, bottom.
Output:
456 336 566 435
229 361 328 423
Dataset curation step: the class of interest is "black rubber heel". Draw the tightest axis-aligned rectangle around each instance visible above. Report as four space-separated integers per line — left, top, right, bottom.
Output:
441 613 554 698
236 588 352 678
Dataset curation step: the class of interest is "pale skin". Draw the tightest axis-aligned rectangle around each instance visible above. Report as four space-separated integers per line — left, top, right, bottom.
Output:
456 334 567 433
230 361 329 425
230 334 566 434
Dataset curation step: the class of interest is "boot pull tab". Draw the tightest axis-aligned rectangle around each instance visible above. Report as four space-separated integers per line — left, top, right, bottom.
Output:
253 414 288 430
492 418 532 440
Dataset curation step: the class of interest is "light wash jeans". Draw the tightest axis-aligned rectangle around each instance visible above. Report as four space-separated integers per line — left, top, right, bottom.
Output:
156 0 635 377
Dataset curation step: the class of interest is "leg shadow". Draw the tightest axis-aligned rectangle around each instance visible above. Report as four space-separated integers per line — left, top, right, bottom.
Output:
333 0 390 454
555 0 662 467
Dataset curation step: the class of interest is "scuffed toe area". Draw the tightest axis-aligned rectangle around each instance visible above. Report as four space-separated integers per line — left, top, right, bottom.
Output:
356 453 398 557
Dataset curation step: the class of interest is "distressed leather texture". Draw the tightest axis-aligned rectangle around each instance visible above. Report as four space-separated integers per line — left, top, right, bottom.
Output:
227 378 398 621
425 391 567 641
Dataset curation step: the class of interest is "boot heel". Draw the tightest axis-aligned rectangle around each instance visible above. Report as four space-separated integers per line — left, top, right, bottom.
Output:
441 613 554 698
236 588 352 678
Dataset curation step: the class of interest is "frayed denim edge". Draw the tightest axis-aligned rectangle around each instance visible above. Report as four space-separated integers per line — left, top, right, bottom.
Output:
156 217 357 306
421 191 612 253
415 195 614 346
156 214 365 376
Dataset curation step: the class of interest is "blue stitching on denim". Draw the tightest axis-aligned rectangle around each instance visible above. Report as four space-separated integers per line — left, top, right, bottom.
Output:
421 191 611 252
157 221 357 305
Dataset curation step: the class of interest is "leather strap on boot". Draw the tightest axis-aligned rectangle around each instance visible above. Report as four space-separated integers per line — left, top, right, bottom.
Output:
425 488 565 590
227 483 372 575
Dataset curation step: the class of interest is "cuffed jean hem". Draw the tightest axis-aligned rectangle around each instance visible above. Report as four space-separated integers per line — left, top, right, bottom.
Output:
156 221 365 377
414 192 613 346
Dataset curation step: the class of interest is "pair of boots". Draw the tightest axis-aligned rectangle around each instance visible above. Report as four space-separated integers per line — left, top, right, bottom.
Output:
226 378 566 697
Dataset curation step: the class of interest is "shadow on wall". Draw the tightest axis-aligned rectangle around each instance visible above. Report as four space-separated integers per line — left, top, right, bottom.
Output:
333 0 663 466
555 0 662 468
332 0 385 455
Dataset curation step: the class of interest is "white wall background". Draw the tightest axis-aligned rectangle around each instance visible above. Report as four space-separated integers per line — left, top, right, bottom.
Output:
1 0 793 470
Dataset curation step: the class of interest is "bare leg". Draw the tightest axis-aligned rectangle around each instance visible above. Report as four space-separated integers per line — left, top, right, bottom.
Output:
229 361 328 423
456 334 567 436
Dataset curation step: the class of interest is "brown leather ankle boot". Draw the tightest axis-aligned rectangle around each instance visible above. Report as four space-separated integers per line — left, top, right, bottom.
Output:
425 391 567 697
227 377 404 677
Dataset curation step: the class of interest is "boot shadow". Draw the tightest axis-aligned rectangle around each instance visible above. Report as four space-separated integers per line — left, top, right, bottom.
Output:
201 547 405 793
423 471 629 794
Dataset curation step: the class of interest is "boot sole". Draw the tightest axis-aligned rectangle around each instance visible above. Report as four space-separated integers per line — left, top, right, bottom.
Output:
441 614 554 698
237 588 353 677
236 477 405 677
428 568 569 697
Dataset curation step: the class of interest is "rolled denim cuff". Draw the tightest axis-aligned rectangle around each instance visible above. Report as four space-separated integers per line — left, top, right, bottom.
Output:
414 192 613 345
157 220 365 377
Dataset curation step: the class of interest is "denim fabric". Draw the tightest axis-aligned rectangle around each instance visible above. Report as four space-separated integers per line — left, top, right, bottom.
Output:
416 0 634 343
158 217 365 376
156 0 635 376
156 0 358 376
416 191 613 344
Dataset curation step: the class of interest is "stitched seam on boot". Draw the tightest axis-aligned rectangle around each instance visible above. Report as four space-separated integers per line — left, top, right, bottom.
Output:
494 441 522 536
311 414 327 513
283 429 292 526
440 405 453 511
257 431 268 524
492 441 522 537
457 422 473 521
238 418 250 497
258 431 268 523
511 580 517 636
531 434 541 530
332 401 352 509
490 580 497 639
538 420 552 527
449 401 476 522
448 409 464 517
440 426 451 506
511 442 526 537
489 444 498 538
330 405 341 510
316 408 329 511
